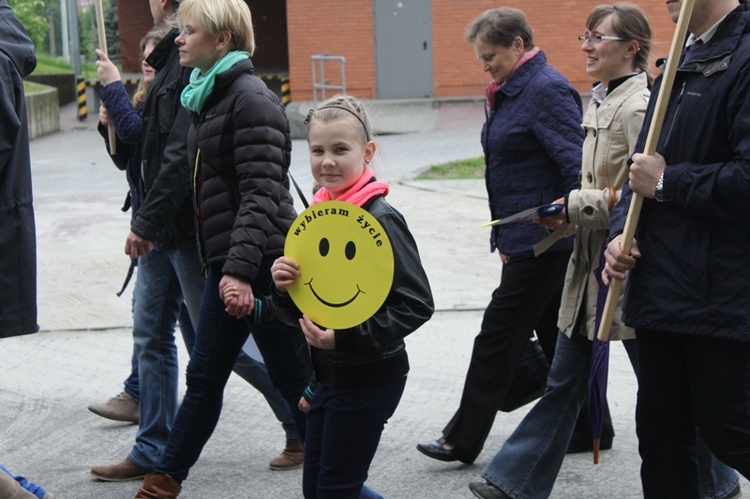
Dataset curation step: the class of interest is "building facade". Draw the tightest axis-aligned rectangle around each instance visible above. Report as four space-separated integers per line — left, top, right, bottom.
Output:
118 1 674 101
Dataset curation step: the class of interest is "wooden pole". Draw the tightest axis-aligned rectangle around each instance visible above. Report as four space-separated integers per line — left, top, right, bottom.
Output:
94 0 116 155
597 0 696 342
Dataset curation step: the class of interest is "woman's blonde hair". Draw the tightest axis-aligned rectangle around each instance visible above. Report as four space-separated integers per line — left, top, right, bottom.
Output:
132 25 170 107
177 0 255 55
304 95 374 144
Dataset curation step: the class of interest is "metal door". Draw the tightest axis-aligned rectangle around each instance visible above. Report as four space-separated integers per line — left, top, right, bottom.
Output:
374 0 433 99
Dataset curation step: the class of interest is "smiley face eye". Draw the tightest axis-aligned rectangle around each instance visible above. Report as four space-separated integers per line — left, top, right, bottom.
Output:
319 237 330 257
345 241 356 260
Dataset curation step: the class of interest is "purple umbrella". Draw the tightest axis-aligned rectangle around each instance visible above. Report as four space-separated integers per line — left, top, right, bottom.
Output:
589 251 611 464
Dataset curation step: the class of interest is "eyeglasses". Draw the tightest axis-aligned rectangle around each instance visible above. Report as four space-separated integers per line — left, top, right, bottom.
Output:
578 33 626 45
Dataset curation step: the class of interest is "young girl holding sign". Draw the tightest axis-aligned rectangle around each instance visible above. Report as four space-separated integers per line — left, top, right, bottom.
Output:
271 95 435 498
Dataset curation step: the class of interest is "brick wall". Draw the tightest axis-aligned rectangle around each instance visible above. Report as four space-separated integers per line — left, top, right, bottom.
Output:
287 0 376 101
120 1 676 99
287 0 676 100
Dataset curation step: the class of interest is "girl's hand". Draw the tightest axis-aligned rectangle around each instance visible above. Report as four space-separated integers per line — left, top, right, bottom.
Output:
299 315 335 350
95 48 122 86
298 396 310 414
499 252 510 264
220 274 255 318
271 256 300 292
99 104 111 126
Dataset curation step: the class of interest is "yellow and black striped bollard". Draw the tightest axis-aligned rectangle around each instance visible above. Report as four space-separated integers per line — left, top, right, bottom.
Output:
76 76 87 121
281 76 291 107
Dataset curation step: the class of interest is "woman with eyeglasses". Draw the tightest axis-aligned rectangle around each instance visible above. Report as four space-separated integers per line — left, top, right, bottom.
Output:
467 4 740 499
416 6 585 467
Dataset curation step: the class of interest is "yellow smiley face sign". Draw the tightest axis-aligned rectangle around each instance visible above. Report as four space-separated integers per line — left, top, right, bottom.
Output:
284 200 395 329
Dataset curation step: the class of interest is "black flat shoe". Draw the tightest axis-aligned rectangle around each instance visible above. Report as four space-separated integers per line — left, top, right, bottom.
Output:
416 440 477 464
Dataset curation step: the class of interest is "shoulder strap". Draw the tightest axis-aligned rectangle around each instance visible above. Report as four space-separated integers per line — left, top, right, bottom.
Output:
289 173 309 208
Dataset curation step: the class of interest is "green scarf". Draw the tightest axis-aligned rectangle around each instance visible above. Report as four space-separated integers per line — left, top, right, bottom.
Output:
181 51 250 113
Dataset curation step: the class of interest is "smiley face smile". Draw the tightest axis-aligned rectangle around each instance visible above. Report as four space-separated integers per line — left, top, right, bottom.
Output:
305 278 365 308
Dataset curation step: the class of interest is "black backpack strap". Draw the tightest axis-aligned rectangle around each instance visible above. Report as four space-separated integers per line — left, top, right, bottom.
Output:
289 173 309 209
116 258 137 297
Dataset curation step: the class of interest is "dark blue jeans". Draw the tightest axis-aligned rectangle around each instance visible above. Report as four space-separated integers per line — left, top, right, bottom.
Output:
123 302 194 403
124 348 139 402
303 376 406 498
155 263 308 482
129 245 205 469
124 301 298 439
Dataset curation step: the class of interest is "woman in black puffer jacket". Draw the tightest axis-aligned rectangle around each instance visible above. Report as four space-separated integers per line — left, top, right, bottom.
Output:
136 0 307 495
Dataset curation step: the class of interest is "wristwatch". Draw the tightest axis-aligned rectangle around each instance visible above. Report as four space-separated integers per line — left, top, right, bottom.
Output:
654 173 665 202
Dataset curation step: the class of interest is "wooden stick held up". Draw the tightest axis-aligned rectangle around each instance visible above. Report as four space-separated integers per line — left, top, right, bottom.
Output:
94 0 116 155
596 0 696 342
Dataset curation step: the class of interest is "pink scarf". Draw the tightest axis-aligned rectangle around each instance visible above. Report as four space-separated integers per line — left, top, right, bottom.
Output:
312 168 390 207
485 47 541 120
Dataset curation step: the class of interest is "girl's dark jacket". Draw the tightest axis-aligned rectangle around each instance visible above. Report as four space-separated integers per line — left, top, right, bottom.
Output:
0 0 38 338
483 51 582 258
187 58 296 283
272 195 435 388
610 2 750 341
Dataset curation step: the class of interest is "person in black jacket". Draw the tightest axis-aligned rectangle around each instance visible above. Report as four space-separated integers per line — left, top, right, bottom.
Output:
135 0 308 496
270 95 434 498
604 0 750 496
0 3 55 498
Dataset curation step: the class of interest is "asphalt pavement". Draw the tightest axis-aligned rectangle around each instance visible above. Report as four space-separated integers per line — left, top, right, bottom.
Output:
0 100 743 498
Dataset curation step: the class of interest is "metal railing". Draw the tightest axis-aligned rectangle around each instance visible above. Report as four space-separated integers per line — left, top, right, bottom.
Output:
311 54 346 106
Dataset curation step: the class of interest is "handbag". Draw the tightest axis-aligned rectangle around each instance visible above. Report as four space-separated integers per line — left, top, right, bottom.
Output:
498 334 550 413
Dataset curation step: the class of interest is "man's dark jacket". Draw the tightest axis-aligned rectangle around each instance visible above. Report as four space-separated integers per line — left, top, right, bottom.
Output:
611 2 750 340
0 0 38 337
131 28 195 249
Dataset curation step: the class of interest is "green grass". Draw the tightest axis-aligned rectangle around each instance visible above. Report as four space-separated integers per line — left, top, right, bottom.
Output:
23 81 49 94
31 53 99 77
415 156 485 180
32 53 73 75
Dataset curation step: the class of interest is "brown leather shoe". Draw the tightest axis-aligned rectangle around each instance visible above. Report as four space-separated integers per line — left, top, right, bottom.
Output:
269 438 304 471
88 392 139 424
135 473 181 498
90 457 149 482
